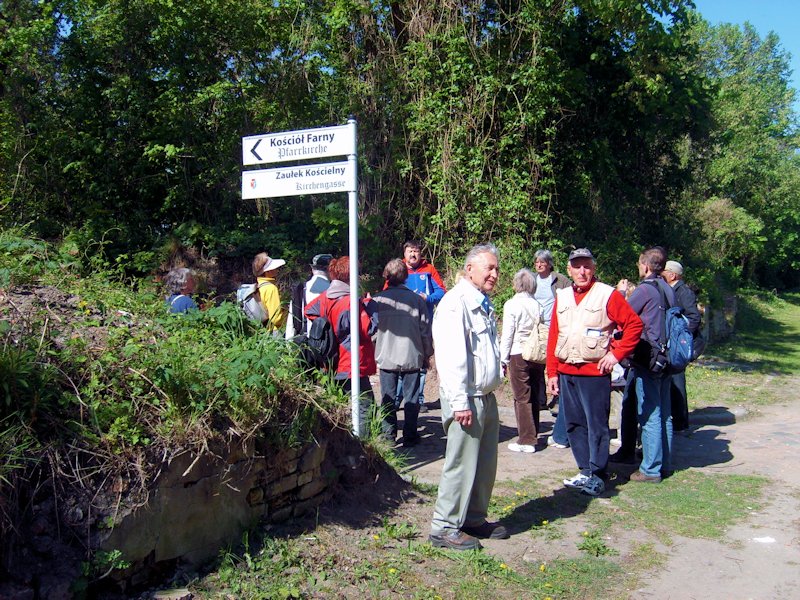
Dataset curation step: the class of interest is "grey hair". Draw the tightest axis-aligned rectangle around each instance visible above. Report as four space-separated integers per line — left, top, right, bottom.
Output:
534 249 554 267
164 267 192 295
513 268 535 294
463 243 499 271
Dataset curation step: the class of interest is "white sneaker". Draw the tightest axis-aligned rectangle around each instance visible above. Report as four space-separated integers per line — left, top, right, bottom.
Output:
508 442 536 453
548 436 568 449
581 474 605 497
563 473 590 489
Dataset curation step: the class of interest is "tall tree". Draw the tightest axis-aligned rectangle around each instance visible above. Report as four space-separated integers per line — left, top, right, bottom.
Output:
685 18 799 286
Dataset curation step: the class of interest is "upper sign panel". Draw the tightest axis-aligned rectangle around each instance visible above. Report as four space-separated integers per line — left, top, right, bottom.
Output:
242 124 355 166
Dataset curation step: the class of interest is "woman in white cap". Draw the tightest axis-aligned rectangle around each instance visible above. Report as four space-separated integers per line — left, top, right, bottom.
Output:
252 252 286 332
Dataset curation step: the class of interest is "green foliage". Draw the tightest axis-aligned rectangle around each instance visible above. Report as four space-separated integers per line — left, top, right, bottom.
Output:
1 0 799 299
0 241 346 455
0 228 62 286
684 18 800 289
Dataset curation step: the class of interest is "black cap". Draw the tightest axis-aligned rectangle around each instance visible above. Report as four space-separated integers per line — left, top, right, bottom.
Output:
311 254 333 268
568 248 594 262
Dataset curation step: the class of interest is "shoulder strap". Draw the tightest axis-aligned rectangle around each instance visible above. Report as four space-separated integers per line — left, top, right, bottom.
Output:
245 281 271 301
643 279 669 345
170 294 185 306
520 297 541 325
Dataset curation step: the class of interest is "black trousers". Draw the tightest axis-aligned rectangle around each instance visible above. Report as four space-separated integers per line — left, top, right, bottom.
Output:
670 371 689 431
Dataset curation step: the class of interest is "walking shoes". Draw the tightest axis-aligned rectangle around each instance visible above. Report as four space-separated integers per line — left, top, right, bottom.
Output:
461 521 510 539
508 442 536 453
629 470 662 484
429 530 482 550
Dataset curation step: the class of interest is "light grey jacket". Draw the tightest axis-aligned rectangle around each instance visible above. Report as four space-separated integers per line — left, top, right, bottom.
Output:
373 284 433 371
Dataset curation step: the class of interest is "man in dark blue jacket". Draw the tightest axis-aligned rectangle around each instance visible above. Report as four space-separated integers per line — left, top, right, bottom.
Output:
662 261 702 431
617 247 676 483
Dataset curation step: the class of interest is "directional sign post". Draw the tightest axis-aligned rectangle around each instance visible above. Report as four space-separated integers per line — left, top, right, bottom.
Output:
242 124 355 167
242 161 356 200
241 119 366 437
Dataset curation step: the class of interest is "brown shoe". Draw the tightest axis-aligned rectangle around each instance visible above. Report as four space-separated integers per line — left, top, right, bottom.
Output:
629 470 662 484
429 530 482 551
461 521 510 540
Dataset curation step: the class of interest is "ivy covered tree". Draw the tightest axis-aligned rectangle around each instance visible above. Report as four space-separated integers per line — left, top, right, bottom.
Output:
1 0 798 291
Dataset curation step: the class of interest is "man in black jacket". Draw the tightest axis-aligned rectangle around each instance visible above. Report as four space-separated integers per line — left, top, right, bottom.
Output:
662 261 702 431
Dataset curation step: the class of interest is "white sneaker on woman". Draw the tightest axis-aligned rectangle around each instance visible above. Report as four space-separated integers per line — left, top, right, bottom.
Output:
508 442 536 453
547 436 568 449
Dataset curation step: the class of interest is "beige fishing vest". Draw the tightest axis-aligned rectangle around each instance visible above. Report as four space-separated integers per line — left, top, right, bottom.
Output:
554 282 615 364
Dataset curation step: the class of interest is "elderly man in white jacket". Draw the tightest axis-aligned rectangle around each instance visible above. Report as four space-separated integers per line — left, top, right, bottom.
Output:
428 243 509 551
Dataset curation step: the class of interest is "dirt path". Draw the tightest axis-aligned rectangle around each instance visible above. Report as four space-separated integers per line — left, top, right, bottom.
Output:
398 373 800 599
637 390 800 599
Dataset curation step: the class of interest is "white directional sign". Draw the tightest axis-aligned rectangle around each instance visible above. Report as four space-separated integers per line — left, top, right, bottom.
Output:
241 161 356 200
242 124 354 166
240 119 365 437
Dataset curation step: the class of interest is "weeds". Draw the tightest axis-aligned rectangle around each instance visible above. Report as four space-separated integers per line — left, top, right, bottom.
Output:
379 517 420 542
1 235 354 592
577 529 617 557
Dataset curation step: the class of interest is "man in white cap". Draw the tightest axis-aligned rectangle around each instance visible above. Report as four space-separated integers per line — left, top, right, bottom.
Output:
252 252 286 332
546 248 643 496
661 260 702 431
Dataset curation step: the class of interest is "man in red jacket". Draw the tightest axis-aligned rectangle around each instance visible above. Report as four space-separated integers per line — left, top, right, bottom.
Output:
546 248 643 497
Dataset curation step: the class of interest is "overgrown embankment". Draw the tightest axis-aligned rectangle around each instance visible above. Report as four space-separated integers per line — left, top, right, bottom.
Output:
0 235 362 597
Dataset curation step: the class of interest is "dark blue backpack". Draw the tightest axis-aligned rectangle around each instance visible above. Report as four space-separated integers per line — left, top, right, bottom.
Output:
646 280 694 373
665 306 693 372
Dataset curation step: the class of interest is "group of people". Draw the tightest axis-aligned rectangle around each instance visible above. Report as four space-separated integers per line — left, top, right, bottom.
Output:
293 241 447 442
164 241 703 553
428 244 702 551
165 241 447 442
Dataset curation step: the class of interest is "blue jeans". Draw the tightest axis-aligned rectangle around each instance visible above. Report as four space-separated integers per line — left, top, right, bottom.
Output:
381 370 422 440
551 395 569 446
396 368 427 405
633 367 672 477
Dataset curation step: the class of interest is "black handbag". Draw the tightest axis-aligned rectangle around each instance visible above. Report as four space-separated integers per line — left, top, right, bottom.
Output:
630 336 669 375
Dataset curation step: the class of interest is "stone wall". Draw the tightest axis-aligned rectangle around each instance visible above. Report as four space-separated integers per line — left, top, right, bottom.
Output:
98 438 336 571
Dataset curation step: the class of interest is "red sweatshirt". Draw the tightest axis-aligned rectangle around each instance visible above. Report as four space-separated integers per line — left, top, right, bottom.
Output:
546 279 643 379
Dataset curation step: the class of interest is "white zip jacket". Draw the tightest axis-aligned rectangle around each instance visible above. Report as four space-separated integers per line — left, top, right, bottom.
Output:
500 292 542 364
432 279 502 412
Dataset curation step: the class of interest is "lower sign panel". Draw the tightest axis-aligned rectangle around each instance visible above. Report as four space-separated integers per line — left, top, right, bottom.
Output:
242 161 355 199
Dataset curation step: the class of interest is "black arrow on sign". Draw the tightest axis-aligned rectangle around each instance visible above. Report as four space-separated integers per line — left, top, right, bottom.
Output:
250 139 263 162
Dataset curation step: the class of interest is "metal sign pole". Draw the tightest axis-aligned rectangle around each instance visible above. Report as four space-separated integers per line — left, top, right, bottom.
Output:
346 118 362 437
240 119 362 436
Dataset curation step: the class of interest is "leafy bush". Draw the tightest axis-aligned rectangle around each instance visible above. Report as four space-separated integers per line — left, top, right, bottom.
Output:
1 240 348 454
0 228 62 287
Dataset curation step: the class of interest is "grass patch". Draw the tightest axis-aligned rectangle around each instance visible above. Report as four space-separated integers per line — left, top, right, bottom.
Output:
518 556 622 600
705 291 800 376
686 365 778 408
489 476 582 539
686 291 800 409
609 470 766 543
627 541 666 571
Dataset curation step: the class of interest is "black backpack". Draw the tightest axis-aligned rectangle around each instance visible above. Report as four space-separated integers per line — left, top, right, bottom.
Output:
292 295 340 370
289 281 306 334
